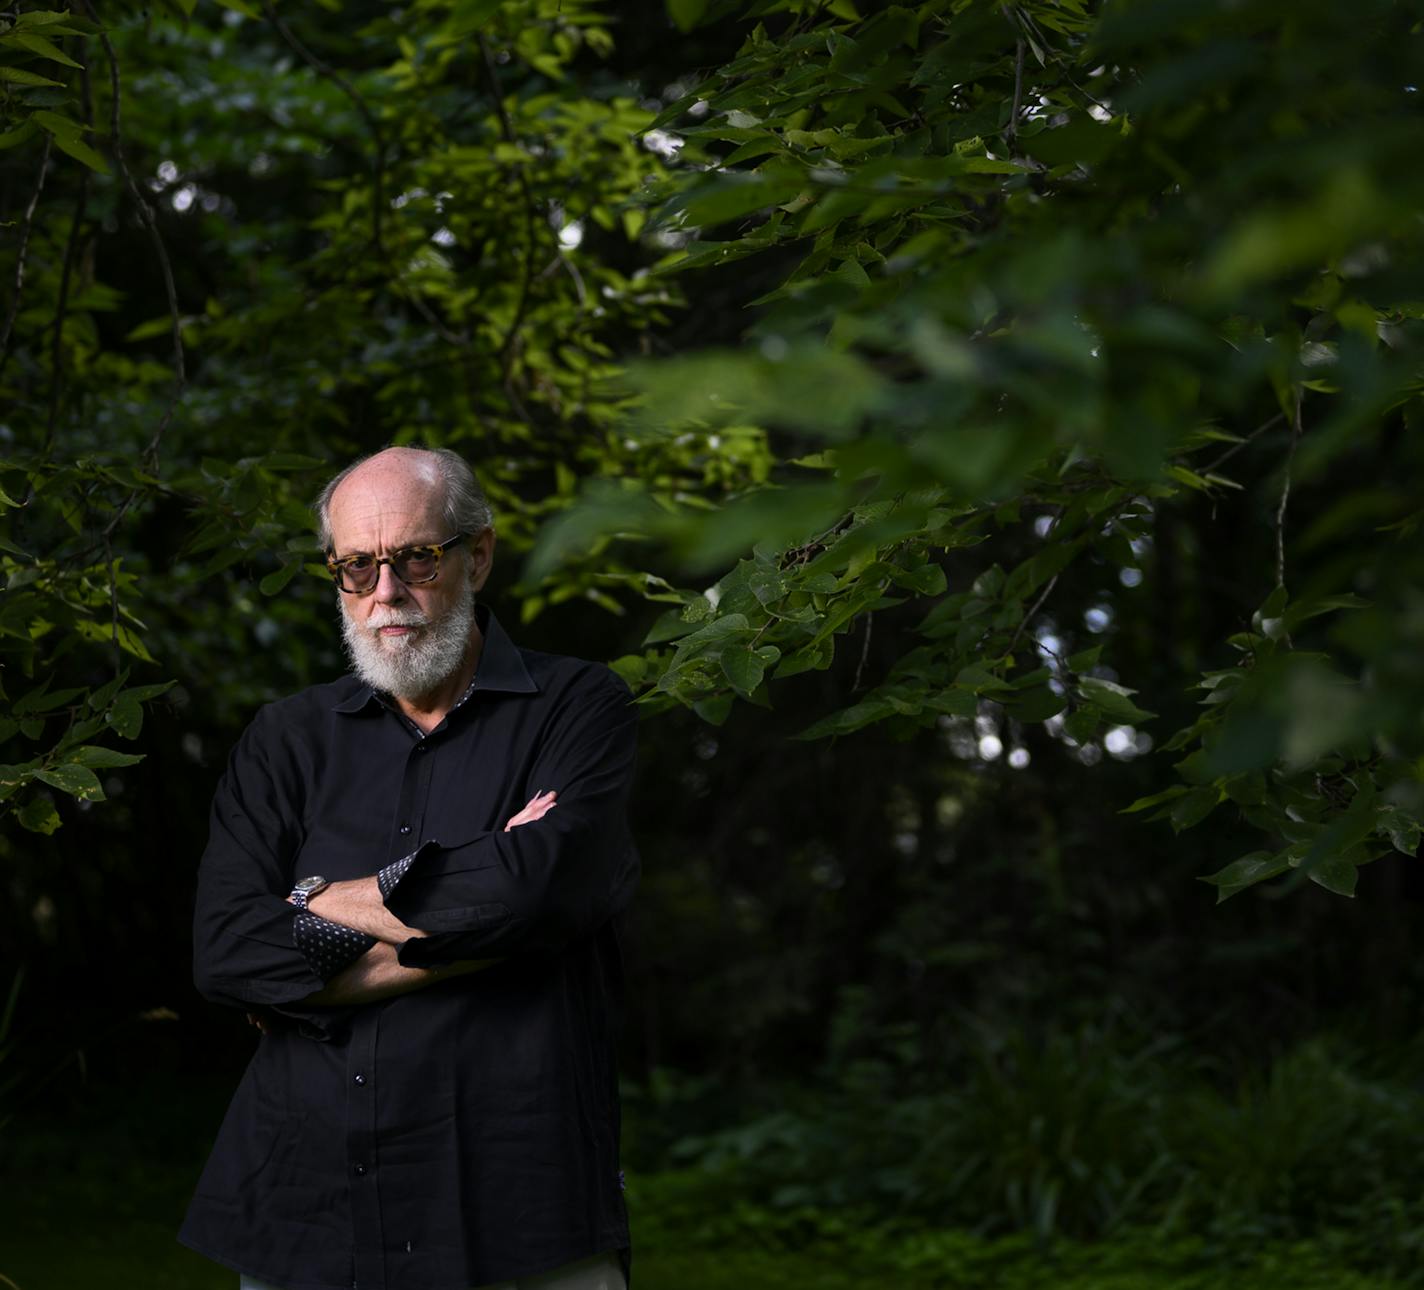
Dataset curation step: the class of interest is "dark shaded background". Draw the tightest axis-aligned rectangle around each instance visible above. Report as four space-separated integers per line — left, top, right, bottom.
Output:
2 2 1422 1285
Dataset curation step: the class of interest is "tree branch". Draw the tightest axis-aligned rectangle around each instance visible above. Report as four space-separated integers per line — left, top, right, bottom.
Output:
1276 389 1302 595
1009 37 1025 140
103 532 122 678
1006 572 1059 659
89 10 186 469
853 610 874 691
1202 410 1286 474
0 133 54 381
479 34 539 418
46 52 94 456
547 250 587 310
262 1 386 254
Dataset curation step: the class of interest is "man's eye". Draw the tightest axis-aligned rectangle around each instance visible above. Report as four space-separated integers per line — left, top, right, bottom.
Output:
345 556 375 571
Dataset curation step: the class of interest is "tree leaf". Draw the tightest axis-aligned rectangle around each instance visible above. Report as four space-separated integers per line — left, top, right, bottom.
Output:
894 562 947 596
663 172 804 231
33 763 104 800
46 127 109 173
11 31 84 68
1376 806 1421 857
259 561 301 595
16 795 61 834
721 645 767 695
0 763 36 802
0 120 40 150
1005 684 1067 723
692 692 733 726
86 670 131 713
667 0 708 33
108 696 143 739
1306 855 1358 898
17 10 99 28
1199 850 1290 903
119 682 175 703
0 66 65 87
65 745 145 770
31 108 85 135
1120 784 1191 814
1169 785 1220 832
796 696 895 740
13 684 85 715
1077 676 1155 723
1063 706 1098 744
74 618 155 660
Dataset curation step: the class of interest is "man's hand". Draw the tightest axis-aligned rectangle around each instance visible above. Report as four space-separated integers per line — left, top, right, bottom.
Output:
504 789 557 832
304 941 496 1007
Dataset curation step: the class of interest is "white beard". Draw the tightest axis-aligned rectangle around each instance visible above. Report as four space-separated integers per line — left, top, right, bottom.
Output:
340 578 476 700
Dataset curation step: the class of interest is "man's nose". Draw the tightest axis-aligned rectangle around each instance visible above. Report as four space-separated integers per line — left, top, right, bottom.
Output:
372 562 408 603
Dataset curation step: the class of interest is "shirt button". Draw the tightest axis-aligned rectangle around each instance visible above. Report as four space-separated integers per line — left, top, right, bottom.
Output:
354 1163 368 1176
354 1072 366 1086
399 824 411 835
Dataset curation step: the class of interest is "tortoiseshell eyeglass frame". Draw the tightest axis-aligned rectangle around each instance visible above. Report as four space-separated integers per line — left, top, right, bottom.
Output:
326 532 469 595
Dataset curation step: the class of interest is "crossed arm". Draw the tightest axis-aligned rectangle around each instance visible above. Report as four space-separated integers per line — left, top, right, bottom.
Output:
249 790 557 1024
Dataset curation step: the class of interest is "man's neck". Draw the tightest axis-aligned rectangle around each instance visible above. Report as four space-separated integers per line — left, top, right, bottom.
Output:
393 622 485 733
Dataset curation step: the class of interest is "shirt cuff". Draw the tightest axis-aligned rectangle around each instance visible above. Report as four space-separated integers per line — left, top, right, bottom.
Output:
292 910 377 982
377 846 421 899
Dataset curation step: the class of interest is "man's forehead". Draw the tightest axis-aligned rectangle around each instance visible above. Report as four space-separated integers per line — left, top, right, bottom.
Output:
335 450 441 499
328 464 445 545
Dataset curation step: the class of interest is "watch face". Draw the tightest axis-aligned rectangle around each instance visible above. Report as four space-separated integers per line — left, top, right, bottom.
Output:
295 876 327 894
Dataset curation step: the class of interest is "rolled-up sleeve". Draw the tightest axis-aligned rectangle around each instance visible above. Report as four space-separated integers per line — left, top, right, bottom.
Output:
388 671 639 966
192 705 330 1011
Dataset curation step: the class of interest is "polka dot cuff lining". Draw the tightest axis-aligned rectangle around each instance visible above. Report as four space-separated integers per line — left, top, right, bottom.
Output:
377 848 419 900
292 911 377 982
292 844 423 981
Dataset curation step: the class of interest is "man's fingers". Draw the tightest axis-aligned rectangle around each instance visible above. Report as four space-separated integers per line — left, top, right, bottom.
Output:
503 790 559 832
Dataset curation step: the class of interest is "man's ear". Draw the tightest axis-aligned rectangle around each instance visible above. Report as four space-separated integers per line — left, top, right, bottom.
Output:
469 528 496 593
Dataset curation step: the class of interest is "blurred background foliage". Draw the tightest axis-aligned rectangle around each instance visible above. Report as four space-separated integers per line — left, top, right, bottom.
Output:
1 0 1422 1286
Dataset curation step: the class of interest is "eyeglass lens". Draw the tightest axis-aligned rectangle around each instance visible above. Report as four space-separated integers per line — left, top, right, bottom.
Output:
339 546 440 592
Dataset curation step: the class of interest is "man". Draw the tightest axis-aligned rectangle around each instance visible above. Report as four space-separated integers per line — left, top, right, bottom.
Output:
180 446 639 1290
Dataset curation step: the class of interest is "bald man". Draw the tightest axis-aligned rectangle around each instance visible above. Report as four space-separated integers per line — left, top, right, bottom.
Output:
181 447 639 1290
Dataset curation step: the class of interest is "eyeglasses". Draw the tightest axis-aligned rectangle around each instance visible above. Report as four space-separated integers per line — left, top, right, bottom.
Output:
326 533 468 595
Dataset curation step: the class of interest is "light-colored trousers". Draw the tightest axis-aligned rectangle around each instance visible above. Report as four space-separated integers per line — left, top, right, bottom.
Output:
239 1249 626 1290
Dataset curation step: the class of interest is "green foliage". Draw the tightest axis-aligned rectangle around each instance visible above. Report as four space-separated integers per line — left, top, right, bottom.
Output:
0 0 708 830
634 1182 1417 1290
633 1017 1424 1281
2 0 1420 902
530 0 1424 897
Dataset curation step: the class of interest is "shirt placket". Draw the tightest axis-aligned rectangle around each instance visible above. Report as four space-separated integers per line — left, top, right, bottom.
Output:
392 729 435 852
348 1006 383 1289
350 725 438 1290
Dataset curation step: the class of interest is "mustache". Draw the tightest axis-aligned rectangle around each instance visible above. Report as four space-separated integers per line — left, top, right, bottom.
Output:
362 609 431 632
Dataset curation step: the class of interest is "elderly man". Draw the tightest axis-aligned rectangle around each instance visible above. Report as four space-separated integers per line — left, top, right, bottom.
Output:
180 446 638 1290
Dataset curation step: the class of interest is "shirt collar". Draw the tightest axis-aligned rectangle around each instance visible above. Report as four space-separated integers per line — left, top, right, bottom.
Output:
332 602 538 715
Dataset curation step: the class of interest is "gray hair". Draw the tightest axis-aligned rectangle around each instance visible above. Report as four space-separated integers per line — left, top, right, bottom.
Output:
314 446 494 551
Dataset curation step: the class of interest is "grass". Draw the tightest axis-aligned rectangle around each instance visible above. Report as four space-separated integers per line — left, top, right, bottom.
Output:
2 1202 1415 1290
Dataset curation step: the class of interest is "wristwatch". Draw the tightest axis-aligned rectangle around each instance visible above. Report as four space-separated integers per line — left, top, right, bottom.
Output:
290 875 330 910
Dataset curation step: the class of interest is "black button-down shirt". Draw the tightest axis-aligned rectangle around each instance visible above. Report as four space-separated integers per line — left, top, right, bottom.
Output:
179 606 639 1290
